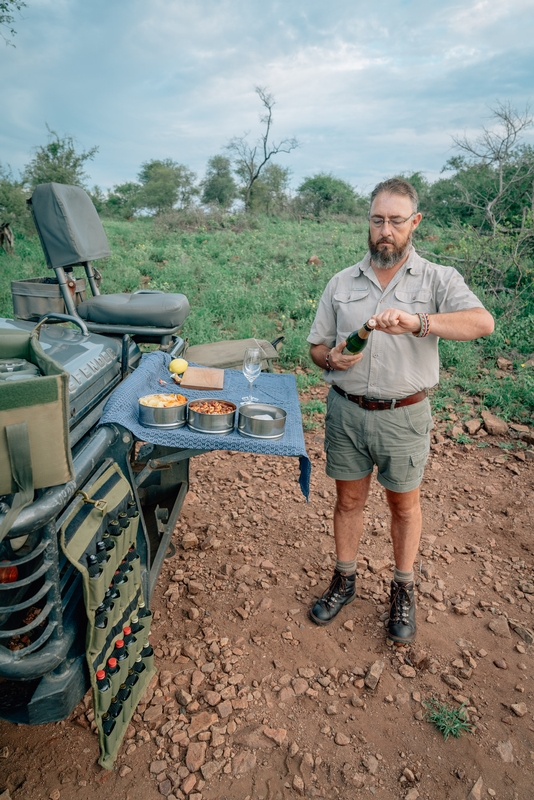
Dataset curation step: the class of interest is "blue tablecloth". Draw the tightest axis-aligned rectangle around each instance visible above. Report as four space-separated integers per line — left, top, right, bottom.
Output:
99 351 311 497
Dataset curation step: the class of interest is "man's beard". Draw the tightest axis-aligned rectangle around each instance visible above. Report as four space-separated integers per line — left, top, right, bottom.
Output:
368 230 412 269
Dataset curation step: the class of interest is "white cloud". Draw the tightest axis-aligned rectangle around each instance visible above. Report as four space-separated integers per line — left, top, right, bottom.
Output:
449 0 534 31
0 0 532 189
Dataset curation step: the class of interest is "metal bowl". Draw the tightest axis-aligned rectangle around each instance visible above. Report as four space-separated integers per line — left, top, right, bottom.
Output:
187 399 237 435
138 394 188 428
238 403 287 439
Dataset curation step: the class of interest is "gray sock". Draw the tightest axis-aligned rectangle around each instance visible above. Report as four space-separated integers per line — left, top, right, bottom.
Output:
394 567 414 584
336 559 357 575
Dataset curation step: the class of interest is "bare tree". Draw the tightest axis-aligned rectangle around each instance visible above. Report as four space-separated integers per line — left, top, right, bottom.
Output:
227 86 298 211
451 101 534 234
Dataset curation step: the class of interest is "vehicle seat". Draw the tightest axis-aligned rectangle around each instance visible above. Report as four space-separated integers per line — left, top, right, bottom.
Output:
77 292 189 328
28 183 190 344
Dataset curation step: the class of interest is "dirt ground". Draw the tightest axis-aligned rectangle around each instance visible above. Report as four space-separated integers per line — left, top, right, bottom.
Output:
1 387 533 800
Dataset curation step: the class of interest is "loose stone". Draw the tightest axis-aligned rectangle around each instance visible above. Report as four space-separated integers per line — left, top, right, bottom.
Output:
279 686 296 703
181 531 199 550
158 779 172 797
185 742 207 772
119 766 132 777
217 700 233 719
364 660 384 690
362 754 379 774
200 760 224 780
467 777 484 800
488 617 512 638
232 751 257 776
496 740 514 763
188 712 218 737
481 411 508 435
263 727 287 744
181 774 197 795
291 678 308 696
298 667 315 679
441 674 463 690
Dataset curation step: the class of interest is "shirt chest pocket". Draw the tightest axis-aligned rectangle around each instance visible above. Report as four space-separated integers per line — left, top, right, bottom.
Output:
394 288 433 311
333 290 371 333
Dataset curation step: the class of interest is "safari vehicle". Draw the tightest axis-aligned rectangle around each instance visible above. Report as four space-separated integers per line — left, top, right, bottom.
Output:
0 183 281 737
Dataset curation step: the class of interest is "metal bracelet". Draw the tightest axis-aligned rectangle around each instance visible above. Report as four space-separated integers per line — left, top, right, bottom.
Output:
325 350 334 371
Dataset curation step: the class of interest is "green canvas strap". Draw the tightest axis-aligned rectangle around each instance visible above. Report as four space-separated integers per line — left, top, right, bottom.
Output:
0 422 35 543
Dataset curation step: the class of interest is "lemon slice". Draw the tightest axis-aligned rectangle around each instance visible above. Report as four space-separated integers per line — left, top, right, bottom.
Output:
169 358 188 375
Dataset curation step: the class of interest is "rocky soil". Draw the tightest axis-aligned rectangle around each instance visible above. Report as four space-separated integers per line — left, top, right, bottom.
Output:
1 390 533 800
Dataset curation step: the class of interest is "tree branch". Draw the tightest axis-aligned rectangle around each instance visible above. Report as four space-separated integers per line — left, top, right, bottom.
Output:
227 86 298 210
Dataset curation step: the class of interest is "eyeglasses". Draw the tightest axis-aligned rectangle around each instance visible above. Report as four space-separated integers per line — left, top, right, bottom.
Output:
368 212 416 228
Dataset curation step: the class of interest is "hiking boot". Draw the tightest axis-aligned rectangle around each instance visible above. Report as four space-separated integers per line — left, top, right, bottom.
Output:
309 570 356 626
387 580 416 643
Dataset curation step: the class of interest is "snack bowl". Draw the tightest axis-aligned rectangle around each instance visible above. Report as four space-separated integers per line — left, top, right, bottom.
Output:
138 393 188 428
187 399 237 435
238 403 287 439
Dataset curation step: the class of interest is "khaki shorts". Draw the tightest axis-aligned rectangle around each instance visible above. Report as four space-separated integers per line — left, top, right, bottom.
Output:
324 387 434 492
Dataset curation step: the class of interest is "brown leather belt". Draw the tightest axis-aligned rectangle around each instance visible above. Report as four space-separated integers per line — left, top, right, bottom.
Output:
333 384 427 410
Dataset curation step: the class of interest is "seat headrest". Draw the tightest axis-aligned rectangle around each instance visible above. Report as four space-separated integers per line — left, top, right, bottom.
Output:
29 183 111 269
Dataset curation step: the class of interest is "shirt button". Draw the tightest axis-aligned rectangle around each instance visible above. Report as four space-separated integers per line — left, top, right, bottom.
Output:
373 353 378 358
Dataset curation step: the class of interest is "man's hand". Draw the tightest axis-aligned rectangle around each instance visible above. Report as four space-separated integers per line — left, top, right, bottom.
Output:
328 340 365 370
372 308 420 335
372 307 494 340
309 341 364 372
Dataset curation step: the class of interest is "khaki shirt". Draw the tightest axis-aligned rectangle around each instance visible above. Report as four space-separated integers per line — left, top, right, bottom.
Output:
307 247 485 398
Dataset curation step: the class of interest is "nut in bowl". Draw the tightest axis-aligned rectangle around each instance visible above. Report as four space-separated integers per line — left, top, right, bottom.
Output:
187 399 237 435
138 393 188 428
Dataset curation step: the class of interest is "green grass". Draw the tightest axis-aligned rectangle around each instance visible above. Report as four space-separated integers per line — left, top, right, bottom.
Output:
295 368 324 392
1 214 533 424
434 337 534 423
300 399 327 430
451 432 473 445
0 215 369 367
423 699 474 741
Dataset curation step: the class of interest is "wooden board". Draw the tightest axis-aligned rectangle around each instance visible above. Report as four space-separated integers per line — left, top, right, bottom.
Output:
178 366 224 391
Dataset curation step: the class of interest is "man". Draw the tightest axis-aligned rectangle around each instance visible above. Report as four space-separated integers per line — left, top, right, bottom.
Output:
307 178 494 643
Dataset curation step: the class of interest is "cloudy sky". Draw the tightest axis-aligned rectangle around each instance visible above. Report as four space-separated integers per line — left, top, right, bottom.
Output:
1 0 533 194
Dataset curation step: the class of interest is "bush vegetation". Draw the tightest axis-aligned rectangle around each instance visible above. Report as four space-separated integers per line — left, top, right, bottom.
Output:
1 210 533 424
1 102 533 424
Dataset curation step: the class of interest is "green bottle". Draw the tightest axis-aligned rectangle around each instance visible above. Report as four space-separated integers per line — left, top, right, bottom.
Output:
342 319 377 354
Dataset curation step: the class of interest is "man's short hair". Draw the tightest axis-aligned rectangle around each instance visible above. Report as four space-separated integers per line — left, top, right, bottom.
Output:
370 178 418 212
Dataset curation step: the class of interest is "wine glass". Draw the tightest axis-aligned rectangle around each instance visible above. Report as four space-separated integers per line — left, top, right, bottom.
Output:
241 346 262 403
